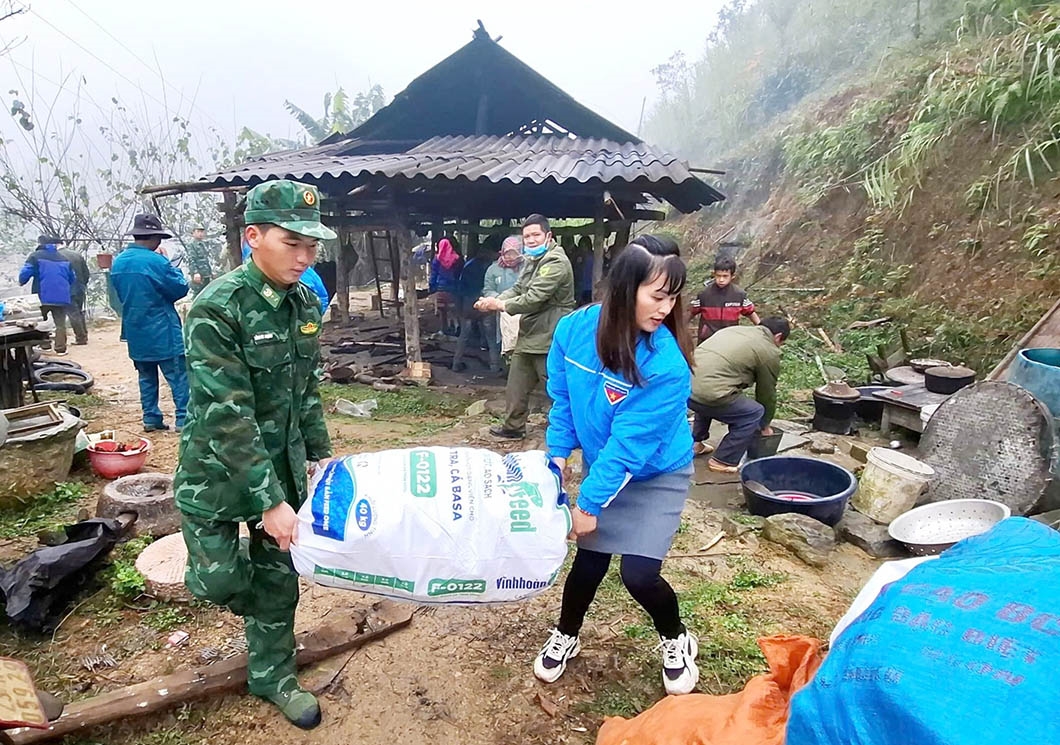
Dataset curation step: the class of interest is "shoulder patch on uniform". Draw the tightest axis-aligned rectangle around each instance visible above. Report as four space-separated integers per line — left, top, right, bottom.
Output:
603 381 629 406
299 321 319 335
539 266 550 277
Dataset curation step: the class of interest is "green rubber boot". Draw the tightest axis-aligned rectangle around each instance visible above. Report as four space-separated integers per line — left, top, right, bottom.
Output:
261 687 321 730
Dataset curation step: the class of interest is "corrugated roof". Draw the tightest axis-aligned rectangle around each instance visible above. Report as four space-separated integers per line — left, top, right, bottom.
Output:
203 135 724 213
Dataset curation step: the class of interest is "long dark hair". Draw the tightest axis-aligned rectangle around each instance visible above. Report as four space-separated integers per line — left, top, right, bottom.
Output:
596 234 695 385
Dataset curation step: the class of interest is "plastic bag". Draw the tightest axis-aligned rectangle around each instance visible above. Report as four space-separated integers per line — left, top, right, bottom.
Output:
291 447 571 604
334 398 377 418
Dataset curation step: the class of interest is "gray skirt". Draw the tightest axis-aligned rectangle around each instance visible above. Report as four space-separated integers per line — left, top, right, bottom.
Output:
578 463 694 560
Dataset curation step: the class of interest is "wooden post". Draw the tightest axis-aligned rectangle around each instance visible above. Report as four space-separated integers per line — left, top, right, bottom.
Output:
334 231 351 324
390 218 422 365
615 221 631 253
592 201 607 286
388 231 401 304
221 191 242 271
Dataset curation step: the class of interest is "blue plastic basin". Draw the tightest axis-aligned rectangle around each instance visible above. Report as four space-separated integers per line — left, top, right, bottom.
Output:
739 455 857 526
1009 348 1060 419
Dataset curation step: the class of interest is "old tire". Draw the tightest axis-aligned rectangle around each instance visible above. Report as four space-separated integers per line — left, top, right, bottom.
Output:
32 365 94 393
97 473 179 537
33 358 82 370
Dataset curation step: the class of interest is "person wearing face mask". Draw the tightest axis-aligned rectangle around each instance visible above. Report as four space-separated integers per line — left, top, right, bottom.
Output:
531 234 700 696
483 235 525 368
474 214 574 439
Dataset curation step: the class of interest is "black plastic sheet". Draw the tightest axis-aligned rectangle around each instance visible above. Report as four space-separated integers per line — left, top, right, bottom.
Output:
0 518 124 631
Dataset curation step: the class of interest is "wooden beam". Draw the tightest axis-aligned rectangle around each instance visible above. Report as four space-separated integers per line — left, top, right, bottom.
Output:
333 232 352 324
592 200 606 287
613 221 632 263
688 167 726 175
6 602 413 744
389 219 422 365
221 192 243 272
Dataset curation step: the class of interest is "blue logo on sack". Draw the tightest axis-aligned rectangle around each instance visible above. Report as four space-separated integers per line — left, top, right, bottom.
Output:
355 498 372 531
311 460 354 540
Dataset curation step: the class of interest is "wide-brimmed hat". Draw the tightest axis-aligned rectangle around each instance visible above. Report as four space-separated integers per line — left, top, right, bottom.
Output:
37 234 64 246
243 180 337 241
128 213 173 239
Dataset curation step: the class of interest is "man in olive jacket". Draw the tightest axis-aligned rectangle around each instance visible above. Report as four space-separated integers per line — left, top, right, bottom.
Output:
475 214 574 438
688 317 790 473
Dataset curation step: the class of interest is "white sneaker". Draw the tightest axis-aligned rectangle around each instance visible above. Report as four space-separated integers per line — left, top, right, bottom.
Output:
659 631 699 695
533 628 581 683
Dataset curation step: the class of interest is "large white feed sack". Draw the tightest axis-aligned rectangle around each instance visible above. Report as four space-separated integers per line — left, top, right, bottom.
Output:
291 447 571 604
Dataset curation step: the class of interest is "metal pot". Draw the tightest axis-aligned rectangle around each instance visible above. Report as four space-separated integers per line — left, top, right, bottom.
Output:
812 390 858 434
910 358 951 374
924 365 976 394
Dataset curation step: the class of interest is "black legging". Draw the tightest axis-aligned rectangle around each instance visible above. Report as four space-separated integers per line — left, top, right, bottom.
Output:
557 548 685 639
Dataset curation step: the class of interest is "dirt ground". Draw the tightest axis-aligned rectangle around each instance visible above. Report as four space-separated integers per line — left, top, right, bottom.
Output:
0 320 880 745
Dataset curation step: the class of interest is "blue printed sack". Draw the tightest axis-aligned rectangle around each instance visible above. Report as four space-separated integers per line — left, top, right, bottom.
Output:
788 517 1060 745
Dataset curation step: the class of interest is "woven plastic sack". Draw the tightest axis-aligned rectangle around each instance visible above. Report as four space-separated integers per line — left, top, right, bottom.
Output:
788 517 1060 744
292 447 571 604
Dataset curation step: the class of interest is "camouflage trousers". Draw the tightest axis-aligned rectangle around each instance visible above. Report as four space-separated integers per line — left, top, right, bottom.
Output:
181 513 300 697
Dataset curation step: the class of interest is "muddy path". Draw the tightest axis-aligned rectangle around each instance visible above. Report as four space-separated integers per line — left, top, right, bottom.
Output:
0 321 879 745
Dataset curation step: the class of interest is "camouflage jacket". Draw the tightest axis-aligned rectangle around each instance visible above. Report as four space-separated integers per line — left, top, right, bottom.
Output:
174 260 332 522
185 239 214 278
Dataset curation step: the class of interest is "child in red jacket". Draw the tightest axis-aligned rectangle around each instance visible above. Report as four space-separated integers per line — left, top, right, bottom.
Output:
689 256 760 343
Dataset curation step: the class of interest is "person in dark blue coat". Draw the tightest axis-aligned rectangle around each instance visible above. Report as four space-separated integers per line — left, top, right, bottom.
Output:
533 234 700 696
19 235 75 355
110 214 190 432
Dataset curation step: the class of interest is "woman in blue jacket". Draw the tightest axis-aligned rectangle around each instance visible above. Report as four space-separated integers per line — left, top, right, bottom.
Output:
534 234 699 695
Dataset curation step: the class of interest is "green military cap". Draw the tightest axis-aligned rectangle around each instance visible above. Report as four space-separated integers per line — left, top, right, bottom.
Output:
243 180 337 240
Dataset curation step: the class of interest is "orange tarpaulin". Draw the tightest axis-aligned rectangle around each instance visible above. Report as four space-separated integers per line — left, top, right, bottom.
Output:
596 635 823 745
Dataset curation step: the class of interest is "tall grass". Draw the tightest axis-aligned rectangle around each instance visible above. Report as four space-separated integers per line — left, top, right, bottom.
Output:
863 4 1060 211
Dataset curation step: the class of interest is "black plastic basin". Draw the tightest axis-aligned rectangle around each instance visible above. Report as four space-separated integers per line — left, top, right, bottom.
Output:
739 456 857 526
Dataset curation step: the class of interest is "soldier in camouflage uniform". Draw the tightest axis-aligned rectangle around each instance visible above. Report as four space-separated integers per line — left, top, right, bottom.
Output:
185 227 214 296
173 180 336 729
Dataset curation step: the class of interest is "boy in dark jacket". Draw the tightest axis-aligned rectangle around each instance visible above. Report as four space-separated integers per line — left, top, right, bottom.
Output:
19 235 75 354
689 256 760 343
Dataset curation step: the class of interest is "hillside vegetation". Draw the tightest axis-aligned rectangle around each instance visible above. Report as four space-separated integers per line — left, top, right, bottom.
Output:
650 1 1060 392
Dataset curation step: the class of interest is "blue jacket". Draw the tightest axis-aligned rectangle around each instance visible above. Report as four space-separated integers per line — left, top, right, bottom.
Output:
455 256 490 301
546 304 693 516
429 256 462 295
299 265 330 315
241 242 329 314
109 243 189 361
19 245 74 306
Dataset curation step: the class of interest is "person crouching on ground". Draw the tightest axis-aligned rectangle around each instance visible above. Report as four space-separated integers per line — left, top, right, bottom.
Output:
687 317 790 472
534 234 700 695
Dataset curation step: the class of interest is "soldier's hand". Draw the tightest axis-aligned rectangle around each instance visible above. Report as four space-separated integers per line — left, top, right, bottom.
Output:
193 273 201 283
262 501 299 551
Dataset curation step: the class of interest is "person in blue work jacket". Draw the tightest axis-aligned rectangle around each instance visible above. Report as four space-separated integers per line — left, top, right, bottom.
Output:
533 233 700 696
19 235 76 355
109 214 190 433
242 239 329 313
